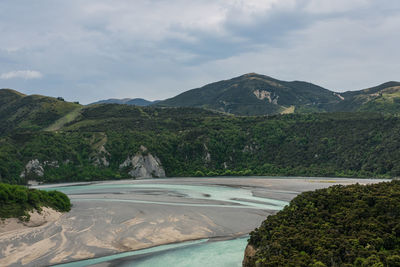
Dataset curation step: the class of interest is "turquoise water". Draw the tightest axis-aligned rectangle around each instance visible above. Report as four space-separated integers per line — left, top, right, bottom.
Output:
53 239 209 267
53 237 248 267
121 237 248 267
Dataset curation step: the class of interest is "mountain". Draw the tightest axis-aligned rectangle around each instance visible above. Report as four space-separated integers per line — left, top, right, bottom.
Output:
327 81 400 113
90 98 159 106
0 89 81 135
156 73 400 115
156 73 343 115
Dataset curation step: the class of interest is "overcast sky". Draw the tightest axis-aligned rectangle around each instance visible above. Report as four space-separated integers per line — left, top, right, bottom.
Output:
0 0 399 103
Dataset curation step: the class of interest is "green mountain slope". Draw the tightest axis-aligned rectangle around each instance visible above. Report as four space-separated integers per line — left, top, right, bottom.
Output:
157 74 400 115
0 89 81 135
157 73 343 115
328 81 400 113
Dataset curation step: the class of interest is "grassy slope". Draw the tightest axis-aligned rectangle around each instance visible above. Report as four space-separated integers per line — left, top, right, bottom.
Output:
327 82 400 113
0 89 81 135
45 106 83 131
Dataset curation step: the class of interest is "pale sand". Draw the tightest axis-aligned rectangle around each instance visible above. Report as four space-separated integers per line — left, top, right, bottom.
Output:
0 207 62 234
0 177 387 266
0 207 62 266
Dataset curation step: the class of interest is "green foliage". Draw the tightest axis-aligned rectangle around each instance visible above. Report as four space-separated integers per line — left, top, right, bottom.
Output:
1 88 400 183
0 183 71 220
1 106 400 183
246 180 400 267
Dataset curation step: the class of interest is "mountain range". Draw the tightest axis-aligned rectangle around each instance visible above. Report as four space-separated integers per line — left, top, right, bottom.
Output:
0 72 399 135
89 73 400 116
90 98 160 106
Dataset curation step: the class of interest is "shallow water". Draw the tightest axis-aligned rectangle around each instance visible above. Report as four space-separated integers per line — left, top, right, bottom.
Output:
53 239 209 267
45 183 288 210
53 237 248 267
120 237 248 267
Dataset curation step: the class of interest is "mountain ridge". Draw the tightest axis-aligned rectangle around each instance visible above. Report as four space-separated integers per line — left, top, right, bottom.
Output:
90 98 160 106
156 73 400 115
2 73 400 117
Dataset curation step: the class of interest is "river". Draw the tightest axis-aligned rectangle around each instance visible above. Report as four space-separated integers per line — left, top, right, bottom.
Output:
0 177 385 266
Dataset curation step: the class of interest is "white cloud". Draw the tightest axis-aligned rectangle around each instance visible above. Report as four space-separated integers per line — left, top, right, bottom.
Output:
0 70 43 80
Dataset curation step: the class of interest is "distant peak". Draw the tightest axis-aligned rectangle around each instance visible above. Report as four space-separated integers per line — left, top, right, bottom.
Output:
243 72 262 77
240 73 275 81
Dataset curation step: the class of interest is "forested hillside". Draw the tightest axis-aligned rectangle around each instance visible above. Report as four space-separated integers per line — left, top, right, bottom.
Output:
244 180 400 266
1 97 400 184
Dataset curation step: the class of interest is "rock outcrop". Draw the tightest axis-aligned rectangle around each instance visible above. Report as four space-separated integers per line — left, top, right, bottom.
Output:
119 146 166 179
92 144 110 167
20 159 44 178
20 160 60 179
203 144 211 163
242 244 257 267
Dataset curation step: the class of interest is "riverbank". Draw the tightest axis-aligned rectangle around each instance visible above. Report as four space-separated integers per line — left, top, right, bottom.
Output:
0 177 387 266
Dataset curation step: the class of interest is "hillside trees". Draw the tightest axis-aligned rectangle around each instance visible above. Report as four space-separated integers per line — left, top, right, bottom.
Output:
245 180 400 267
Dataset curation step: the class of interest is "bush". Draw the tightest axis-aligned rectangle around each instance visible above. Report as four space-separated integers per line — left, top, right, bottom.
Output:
0 183 71 220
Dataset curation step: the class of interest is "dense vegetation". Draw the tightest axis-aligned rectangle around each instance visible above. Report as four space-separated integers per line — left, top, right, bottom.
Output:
246 180 400 267
1 87 400 184
2 100 400 184
0 183 71 220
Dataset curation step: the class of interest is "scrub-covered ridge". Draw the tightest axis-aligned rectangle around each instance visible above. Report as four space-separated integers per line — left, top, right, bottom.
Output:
244 180 400 267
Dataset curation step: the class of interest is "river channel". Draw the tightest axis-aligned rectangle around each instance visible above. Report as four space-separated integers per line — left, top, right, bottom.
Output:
0 177 384 266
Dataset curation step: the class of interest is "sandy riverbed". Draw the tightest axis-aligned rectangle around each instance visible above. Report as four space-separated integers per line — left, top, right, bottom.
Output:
0 177 387 266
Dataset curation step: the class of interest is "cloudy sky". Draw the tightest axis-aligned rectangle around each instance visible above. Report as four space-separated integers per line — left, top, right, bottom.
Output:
0 0 399 103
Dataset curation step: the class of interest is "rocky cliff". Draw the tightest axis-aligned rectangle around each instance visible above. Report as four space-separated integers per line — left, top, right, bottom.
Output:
119 146 166 179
